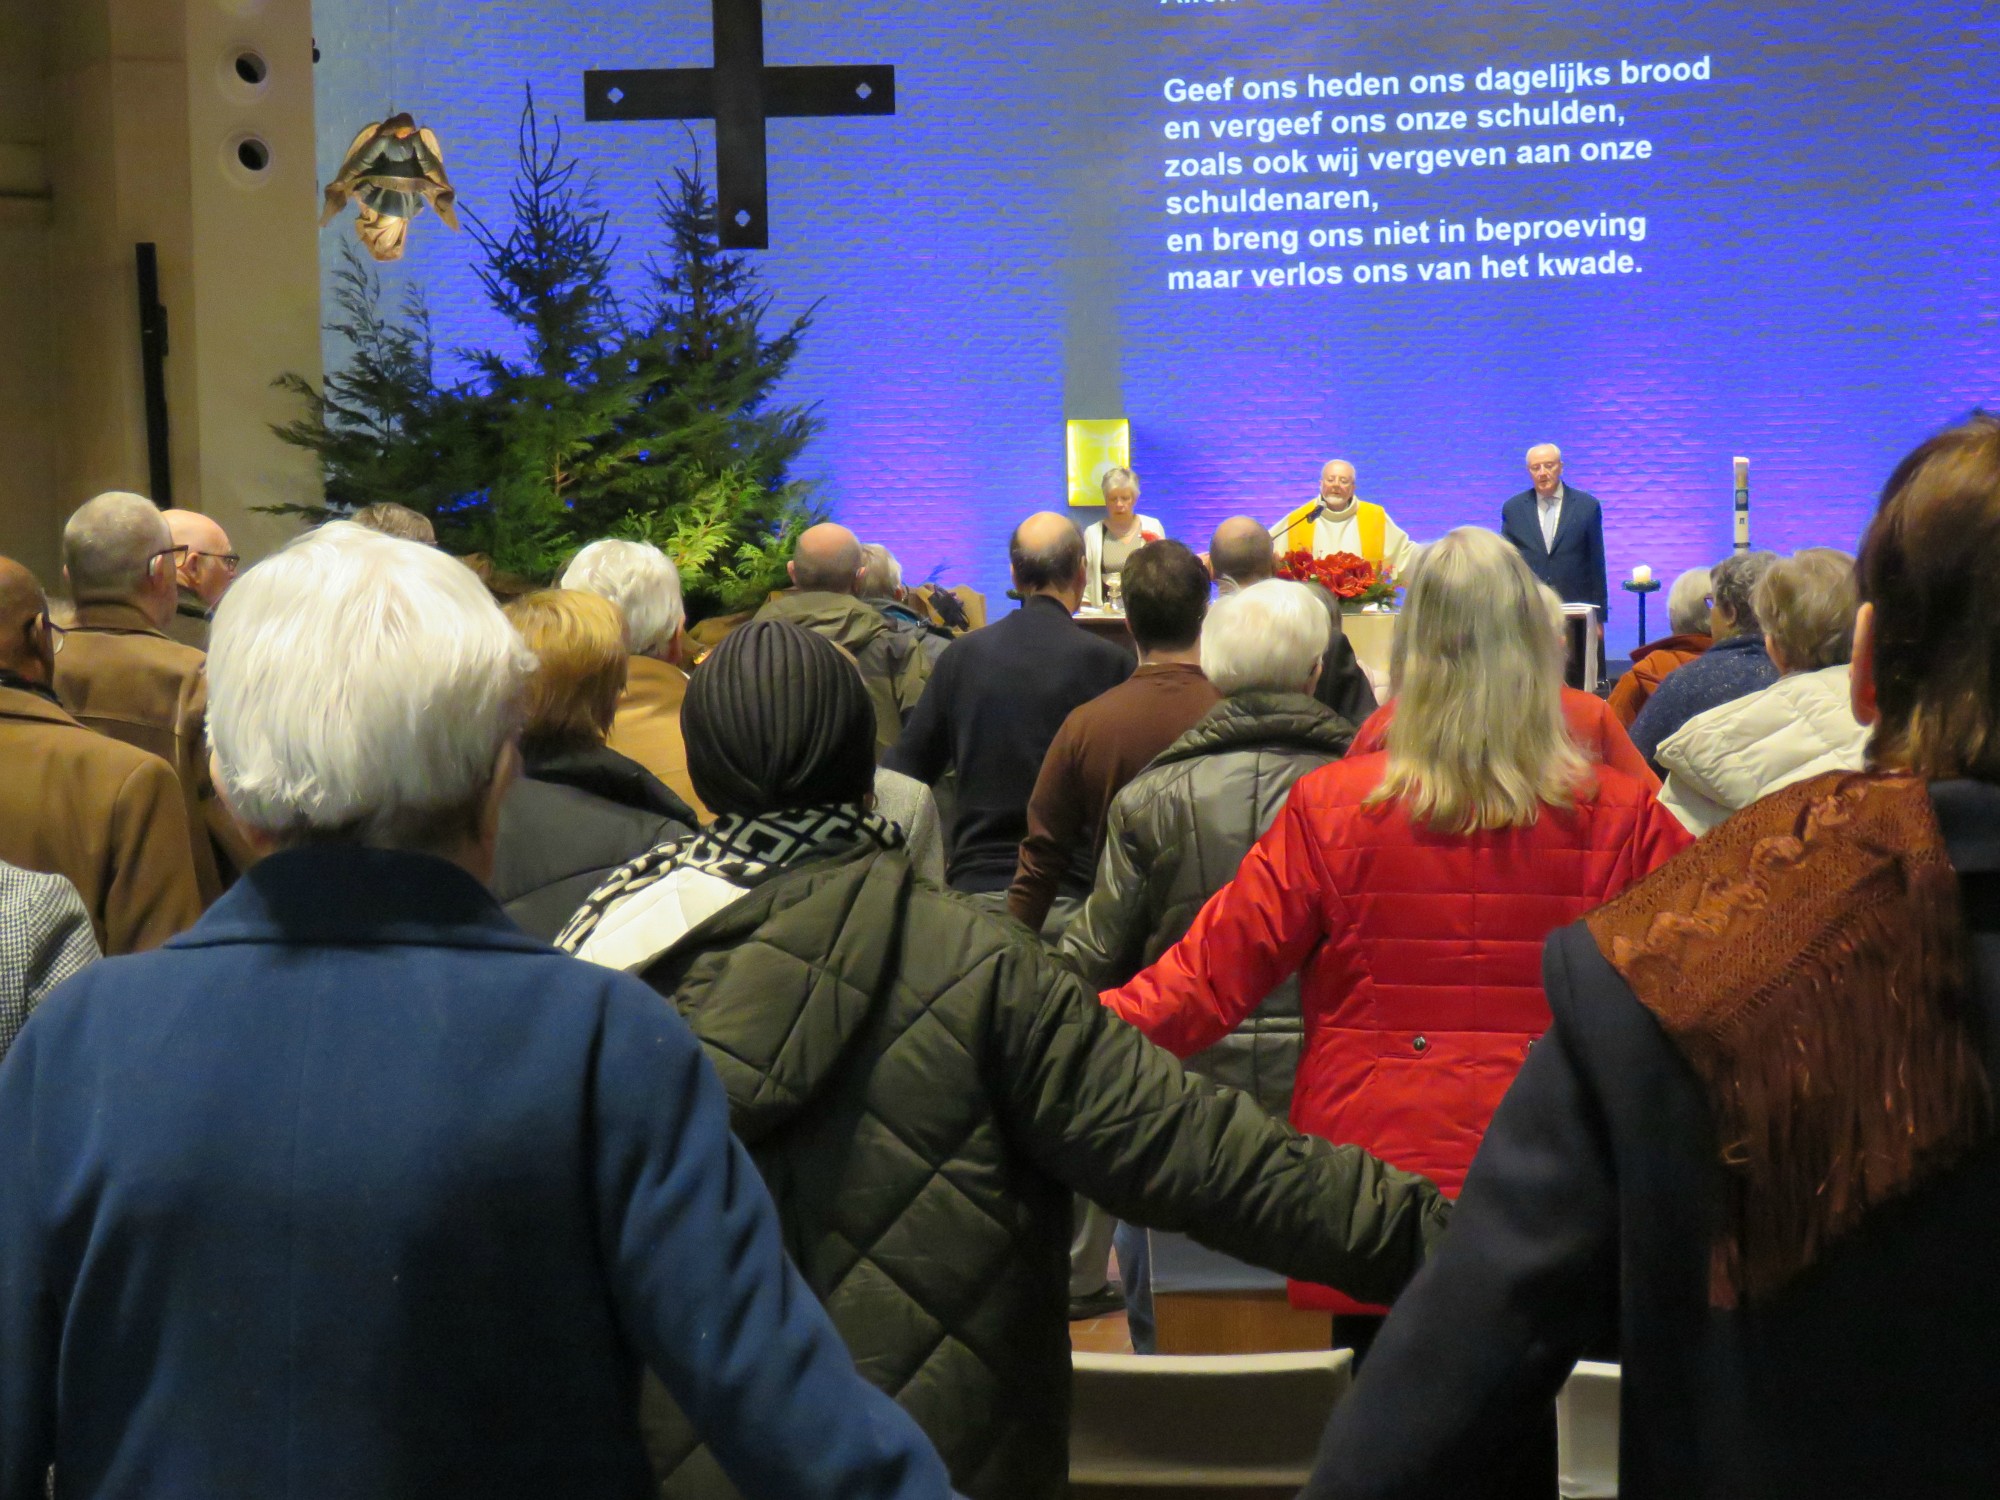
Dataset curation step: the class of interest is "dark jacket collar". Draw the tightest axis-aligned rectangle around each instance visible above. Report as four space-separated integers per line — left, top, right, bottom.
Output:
71 599 167 637
169 844 547 952
1931 780 2000 877
524 740 697 825
1152 691 1354 769
1016 594 1078 623
176 587 211 621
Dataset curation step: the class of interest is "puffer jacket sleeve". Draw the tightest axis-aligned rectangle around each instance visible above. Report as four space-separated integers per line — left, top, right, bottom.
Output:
1101 787 1331 1058
1631 787 1697 874
1055 792 1154 989
591 979 955 1500
990 937 1448 1306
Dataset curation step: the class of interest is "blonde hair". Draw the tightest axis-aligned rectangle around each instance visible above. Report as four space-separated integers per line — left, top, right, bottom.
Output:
1375 527 1591 832
505 590 628 756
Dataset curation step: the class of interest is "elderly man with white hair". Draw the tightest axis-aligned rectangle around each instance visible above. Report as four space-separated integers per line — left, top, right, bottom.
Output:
1500 442 1608 622
0 522 957 1500
55 491 239 900
561 537 705 819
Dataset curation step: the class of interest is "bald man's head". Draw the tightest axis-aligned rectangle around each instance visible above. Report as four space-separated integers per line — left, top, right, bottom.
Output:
1209 517 1277 587
789 523 865 594
162 509 237 606
1319 460 1357 506
0 555 54 682
1009 512 1086 598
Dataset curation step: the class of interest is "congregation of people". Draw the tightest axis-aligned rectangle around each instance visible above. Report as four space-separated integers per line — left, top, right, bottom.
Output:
3 416 1999 1500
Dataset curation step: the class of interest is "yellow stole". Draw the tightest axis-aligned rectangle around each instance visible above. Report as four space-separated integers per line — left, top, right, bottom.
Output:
1276 501 1388 564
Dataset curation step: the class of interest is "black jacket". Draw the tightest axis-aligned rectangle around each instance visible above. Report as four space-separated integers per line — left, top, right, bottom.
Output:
491 742 696 941
1058 692 1355 1117
886 595 1132 893
1501 486 1607 613
1305 779 2000 1500
642 848 1449 1500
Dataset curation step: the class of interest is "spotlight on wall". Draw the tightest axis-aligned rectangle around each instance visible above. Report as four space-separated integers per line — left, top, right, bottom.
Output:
318 115 460 263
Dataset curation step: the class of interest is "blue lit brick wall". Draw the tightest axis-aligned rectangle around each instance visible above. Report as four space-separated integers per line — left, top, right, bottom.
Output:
314 0 1998 626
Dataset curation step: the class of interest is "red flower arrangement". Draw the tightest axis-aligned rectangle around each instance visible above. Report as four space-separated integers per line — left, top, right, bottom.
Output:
1276 549 1400 607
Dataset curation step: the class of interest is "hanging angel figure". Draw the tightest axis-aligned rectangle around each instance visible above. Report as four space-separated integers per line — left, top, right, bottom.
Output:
320 114 460 262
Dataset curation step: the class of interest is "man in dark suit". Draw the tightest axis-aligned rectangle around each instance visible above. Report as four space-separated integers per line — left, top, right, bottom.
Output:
1500 443 1607 618
1302 414 2000 1500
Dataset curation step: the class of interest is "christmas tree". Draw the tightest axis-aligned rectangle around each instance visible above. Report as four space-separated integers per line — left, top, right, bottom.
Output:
275 89 825 614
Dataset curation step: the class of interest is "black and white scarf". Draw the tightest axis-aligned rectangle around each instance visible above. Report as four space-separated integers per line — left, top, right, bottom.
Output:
555 803 904 955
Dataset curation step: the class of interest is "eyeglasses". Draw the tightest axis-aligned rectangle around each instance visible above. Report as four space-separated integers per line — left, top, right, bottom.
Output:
192 550 241 572
148 545 190 572
38 614 64 655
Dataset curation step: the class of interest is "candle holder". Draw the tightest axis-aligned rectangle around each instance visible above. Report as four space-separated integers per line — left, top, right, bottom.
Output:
1622 576 1662 652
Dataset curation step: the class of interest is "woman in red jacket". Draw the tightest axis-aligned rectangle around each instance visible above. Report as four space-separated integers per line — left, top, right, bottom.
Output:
1103 528 1690 1304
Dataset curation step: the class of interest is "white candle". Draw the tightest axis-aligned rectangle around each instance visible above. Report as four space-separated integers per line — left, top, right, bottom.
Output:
1632 564 1653 585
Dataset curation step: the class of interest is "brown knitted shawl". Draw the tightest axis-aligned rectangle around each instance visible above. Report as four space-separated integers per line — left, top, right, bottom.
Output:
1587 772 1990 1308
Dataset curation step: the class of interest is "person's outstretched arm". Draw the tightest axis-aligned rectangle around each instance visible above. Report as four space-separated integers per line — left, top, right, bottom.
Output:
995 940 1449 1309
1101 787 1331 1058
0 1025 59 1500
592 977 955 1500
1299 925 1623 1499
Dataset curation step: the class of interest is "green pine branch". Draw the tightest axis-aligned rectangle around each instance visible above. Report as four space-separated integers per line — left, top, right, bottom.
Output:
273 86 828 610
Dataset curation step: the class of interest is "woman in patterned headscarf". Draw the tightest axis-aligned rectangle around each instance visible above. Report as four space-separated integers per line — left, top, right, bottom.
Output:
558 619 907 970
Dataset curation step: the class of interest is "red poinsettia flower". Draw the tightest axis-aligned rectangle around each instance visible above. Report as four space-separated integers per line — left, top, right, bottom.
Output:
1319 551 1379 599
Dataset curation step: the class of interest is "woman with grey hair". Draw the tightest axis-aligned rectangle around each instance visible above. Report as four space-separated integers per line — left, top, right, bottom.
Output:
1629 550 1781 766
1657 548 1866 833
1609 565 1715 725
0 522 956 1500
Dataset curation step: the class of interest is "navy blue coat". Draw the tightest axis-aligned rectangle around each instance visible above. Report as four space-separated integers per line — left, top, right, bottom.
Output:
1304 780 2000 1500
1501 486 1608 614
0 846 950 1500
886 594 1132 894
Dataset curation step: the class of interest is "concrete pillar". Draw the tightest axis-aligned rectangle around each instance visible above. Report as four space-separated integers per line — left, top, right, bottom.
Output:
0 0 321 586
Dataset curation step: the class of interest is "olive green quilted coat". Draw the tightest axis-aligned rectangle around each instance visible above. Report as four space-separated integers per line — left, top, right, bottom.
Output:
640 848 1448 1500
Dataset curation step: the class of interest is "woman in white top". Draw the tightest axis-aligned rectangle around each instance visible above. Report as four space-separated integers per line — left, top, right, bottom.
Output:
1083 466 1165 609
1657 548 1868 834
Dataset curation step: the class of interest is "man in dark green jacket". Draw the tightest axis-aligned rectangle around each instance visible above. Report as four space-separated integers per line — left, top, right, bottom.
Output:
753 523 932 753
563 620 1449 1500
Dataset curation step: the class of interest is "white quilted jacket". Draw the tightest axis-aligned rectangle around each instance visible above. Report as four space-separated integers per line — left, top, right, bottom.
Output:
1658 664 1870 835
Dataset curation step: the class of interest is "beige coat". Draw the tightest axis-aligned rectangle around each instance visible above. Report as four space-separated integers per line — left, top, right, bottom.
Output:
53 600 253 902
608 655 709 822
0 682 202 954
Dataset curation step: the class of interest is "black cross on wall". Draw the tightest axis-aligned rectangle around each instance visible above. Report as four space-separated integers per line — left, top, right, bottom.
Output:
583 0 896 249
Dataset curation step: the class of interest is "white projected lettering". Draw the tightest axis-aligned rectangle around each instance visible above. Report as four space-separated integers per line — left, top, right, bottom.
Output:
1152 51 1717 294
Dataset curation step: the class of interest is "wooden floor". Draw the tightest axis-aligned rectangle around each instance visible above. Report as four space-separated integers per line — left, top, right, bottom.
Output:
1069 1310 1134 1355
